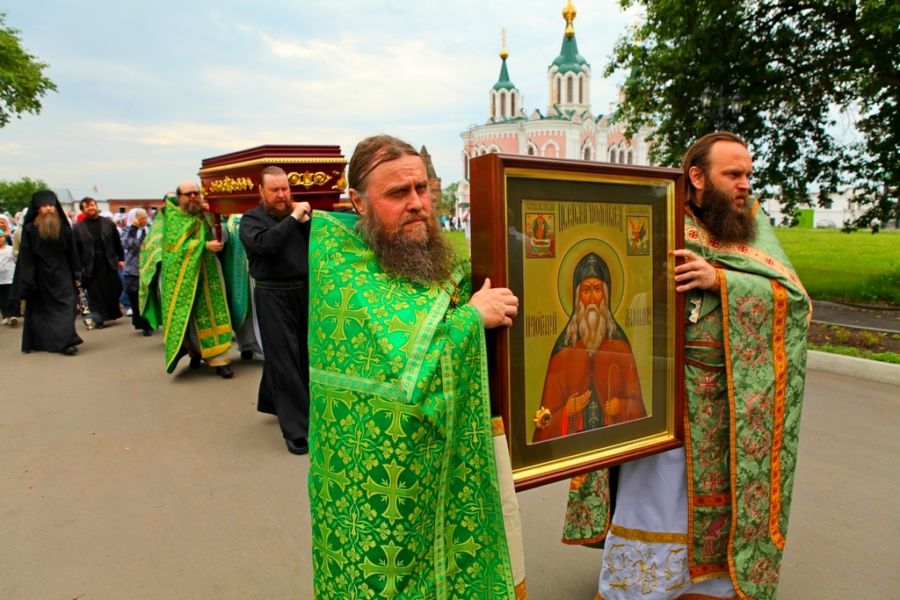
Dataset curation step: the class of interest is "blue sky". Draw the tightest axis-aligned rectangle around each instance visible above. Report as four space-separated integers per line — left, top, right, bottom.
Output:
1 1 638 199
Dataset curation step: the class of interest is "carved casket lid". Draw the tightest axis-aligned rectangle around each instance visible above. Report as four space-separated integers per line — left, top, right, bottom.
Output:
199 144 347 214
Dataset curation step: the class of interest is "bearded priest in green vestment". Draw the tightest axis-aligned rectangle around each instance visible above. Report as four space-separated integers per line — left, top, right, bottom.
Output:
308 135 527 599
561 132 811 600
139 182 235 379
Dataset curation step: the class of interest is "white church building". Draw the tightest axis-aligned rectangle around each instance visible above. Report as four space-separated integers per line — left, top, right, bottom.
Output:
457 1 653 210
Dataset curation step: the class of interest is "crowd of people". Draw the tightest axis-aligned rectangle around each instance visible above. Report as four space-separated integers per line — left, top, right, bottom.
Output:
4 131 808 599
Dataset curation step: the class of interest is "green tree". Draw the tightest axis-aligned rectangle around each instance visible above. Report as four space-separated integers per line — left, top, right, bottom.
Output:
0 177 49 213
0 12 57 127
608 0 899 222
440 181 459 217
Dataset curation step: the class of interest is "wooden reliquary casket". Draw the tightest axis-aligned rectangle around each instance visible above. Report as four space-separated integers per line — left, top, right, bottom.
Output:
198 144 347 215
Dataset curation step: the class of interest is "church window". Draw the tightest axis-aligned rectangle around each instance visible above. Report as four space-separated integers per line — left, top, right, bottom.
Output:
511 93 516 116
583 146 591 160
463 153 470 179
527 144 536 156
627 150 633 164
579 76 584 104
501 92 507 118
610 148 617 163
490 94 495 118
556 77 561 104
566 76 574 104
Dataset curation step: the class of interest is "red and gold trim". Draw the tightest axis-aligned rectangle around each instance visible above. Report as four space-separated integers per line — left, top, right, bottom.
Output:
690 563 731 582
768 280 789 550
491 416 506 437
718 275 748 599
694 493 730 507
515 579 528 599
685 340 725 349
683 364 699 571
609 523 688 545
685 222 809 306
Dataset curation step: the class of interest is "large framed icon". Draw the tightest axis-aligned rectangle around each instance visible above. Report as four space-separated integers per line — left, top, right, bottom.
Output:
469 154 685 491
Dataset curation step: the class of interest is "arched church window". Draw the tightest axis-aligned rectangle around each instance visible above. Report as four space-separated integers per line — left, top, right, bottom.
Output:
501 92 507 118
527 144 536 156
556 77 561 104
511 93 516 116
627 150 633 164
583 146 591 160
610 148 617 163
566 76 574 104
579 75 584 104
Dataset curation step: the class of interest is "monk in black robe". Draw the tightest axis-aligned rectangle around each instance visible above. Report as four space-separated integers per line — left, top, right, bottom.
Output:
73 197 124 327
239 166 312 455
14 190 83 355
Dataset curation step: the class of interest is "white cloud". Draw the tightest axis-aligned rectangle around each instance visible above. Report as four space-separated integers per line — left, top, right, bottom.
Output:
3 0 636 195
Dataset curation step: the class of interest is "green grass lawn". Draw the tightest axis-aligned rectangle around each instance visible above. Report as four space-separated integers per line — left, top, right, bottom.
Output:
774 228 900 305
446 231 470 259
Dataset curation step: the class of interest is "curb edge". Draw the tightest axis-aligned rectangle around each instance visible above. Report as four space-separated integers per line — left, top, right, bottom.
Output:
807 350 900 385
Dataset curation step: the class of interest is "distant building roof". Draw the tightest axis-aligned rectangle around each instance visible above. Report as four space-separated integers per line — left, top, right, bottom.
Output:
549 1 590 74
492 57 517 91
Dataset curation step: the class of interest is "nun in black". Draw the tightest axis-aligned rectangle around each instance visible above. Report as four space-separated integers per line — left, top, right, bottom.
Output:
13 190 83 355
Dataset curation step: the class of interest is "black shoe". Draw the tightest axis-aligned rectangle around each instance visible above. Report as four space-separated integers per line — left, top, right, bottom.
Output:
215 365 234 379
95 321 106 329
62 346 78 356
189 354 202 369
142 328 152 337
285 437 308 455
241 350 254 360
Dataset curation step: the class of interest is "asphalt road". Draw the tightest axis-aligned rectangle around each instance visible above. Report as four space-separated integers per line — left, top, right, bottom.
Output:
811 300 900 333
1 319 898 599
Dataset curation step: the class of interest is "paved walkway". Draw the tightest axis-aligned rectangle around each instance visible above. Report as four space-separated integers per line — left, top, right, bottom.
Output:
2 319 898 598
812 300 900 333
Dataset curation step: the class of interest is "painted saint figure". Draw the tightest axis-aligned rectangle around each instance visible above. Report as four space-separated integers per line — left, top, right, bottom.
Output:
532 252 645 442
532 214 548 240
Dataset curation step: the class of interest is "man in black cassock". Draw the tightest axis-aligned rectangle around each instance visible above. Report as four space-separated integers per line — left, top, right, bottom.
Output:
239 166 312 455
73 197 124 328
14 190 83 355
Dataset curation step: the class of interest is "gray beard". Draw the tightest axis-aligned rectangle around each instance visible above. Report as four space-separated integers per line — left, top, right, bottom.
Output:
35 212 61 240
566 302 611 353
183 201 204 215
357 208 454 284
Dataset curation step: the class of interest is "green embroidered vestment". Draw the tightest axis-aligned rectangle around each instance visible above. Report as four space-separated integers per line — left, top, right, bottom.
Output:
221 215 250 328
138 204 232 372
681 202 810 599
562 202 810 600
307 211 516 599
